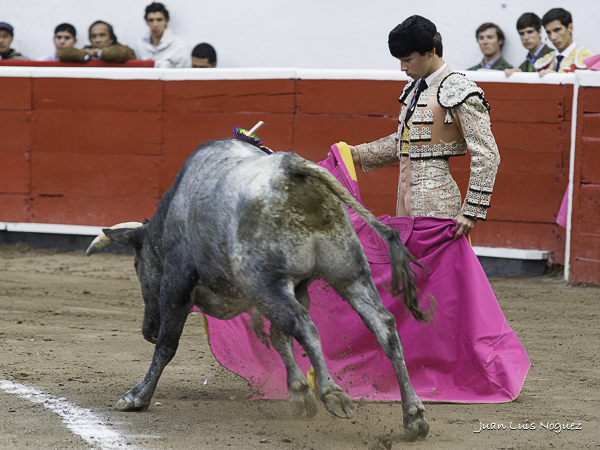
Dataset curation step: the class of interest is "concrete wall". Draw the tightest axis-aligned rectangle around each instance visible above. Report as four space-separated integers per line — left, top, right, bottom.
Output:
3 0 599 70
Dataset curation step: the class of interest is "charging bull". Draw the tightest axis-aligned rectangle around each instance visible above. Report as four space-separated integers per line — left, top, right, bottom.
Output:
86 138 430 439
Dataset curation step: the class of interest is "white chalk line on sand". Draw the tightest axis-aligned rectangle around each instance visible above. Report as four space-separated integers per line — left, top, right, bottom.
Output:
0 379 136 449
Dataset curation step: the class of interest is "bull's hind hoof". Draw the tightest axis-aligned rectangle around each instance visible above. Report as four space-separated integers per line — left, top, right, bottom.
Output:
403 404 429 440
290 391 319 418
289 380 319 418
114 393 149 412
322 386 354 419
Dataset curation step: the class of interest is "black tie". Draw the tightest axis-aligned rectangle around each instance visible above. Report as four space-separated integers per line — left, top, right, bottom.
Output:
555 55 564 71
405 79 427 125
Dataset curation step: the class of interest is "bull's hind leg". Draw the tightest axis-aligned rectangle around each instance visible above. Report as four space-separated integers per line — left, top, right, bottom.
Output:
252 280 353 419
269 324 318 418
331 272 429 439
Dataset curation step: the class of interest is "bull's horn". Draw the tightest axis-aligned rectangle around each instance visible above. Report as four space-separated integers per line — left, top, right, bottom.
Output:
86 222 144 256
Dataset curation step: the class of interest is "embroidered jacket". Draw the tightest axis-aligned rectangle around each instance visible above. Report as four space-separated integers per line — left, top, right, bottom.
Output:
535 44 595 73
355 65 500 220
519 44 554 72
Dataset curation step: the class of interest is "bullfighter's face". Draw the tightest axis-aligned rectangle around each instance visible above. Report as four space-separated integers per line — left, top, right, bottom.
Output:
397 50 437 81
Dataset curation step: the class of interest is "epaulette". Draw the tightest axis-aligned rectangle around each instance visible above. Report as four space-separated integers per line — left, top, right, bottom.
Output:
534 51 555 70
438 72 490 113
398 79 417 104
574 47 593 69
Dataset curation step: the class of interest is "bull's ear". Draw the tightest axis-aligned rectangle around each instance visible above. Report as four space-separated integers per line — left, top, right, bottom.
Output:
103 227 143 247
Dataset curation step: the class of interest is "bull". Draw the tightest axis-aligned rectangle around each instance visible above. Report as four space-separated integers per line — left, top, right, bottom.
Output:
86 138 430 439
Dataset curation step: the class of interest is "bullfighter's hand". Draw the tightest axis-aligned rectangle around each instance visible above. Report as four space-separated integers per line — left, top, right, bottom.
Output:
454 214 477 241
349 145 359 163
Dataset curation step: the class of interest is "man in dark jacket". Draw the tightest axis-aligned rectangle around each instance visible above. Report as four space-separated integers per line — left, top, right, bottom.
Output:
505 13 554 76
0 22 29 60
59 21 135 63
468 23 513 70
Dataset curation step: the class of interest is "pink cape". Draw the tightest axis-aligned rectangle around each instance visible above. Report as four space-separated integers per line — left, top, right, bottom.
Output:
556 189 568 227
201 148 530 403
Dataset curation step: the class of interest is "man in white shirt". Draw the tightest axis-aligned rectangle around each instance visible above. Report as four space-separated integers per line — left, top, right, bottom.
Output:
136 2 191 68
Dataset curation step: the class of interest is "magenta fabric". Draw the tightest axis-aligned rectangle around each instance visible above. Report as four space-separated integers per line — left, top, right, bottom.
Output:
556 189 569 227
201 148 530 403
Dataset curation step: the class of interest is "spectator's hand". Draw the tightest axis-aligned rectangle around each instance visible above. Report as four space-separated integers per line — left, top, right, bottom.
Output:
454 214 477 241
83 48 100 60
538 68 556 77
505 68 521 77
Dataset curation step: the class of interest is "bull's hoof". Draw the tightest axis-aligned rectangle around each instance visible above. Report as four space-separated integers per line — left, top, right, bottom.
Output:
114 393 149 412
403 404 429 440
289 380 319 418
321 385 353 419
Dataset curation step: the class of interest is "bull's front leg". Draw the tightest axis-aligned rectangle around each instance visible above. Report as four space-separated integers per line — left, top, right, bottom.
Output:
332 274 429 440
116 275 192 411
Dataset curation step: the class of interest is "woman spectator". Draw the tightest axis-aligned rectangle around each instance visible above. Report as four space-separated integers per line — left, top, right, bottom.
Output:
136 2 191 68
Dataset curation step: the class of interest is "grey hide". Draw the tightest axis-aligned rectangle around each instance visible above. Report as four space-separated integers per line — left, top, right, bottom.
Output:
86 138 430 439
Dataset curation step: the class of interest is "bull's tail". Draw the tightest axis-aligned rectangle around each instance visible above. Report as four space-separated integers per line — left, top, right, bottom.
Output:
283 154 433 322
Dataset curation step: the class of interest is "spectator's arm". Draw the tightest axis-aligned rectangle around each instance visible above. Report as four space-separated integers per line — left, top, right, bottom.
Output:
58 47 88 63
100 44 136 63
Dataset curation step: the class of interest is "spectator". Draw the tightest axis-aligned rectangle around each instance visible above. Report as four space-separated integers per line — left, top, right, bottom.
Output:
191 43 217 68
539 8 595 75
58 21 135 63
136 2 191 68
468 23 513 70
505 13 554 76
0 22 29 60
37 23 77 61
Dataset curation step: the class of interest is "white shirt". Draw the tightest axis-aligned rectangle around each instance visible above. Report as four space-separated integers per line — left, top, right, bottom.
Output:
555 41 577 70
136 27 191 68
424 62 447 86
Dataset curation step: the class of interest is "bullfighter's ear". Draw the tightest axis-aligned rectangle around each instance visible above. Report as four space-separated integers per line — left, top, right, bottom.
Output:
103 227 143 247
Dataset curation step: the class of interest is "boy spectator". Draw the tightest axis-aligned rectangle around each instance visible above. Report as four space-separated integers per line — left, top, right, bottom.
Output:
539 8 595 75
37 23 77 61
136 2 191 68
0 22 29 60
505 13 554 76
191 43 217 68
468 23 513 70
58 21 135 63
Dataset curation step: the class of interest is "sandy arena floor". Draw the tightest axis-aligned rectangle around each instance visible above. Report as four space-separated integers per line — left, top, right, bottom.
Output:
0 243 598 449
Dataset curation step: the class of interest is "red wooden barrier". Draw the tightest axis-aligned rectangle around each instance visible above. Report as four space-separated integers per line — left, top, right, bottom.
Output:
571 85 600 284
0 73 589 281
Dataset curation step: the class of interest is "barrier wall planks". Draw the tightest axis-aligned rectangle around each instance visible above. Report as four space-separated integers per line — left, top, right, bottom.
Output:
1 72 595 283
571 86 600 285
